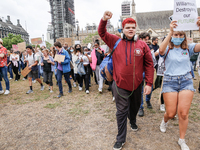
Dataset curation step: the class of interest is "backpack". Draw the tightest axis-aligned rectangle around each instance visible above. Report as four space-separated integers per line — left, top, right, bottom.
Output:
100 38 121 81
190 53 199 62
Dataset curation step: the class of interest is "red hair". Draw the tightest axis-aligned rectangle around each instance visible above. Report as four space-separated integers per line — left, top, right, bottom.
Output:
122 18 137 28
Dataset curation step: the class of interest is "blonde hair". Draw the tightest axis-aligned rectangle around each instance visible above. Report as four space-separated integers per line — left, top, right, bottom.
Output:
169 31 188 50
42 49 49 55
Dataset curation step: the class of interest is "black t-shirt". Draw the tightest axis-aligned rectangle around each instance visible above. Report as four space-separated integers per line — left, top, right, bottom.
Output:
43 60 51 72
95 49 104 65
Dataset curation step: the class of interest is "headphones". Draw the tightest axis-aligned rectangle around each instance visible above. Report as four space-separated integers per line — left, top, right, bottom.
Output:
121 33 138 42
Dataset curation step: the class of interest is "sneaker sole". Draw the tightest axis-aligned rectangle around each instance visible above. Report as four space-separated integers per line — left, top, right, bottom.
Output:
113 143 125 150
131 128 138 132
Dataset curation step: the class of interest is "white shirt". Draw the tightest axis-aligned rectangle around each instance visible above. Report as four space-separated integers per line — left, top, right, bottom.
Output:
82 54 91 65
10 54 19 67
27 53 38 66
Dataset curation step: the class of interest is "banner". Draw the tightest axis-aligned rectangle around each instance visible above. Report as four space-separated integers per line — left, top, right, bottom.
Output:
173 0 199 31
56 38 72 46
31 37 43 45
12 45 18 51
54 54 65 62
17 42 26 52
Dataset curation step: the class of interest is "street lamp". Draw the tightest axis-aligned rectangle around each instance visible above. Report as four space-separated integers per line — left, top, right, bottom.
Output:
42 34 44 41
76 19 79 40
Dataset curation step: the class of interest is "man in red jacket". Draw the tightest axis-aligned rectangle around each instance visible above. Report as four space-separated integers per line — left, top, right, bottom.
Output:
98 11 154 150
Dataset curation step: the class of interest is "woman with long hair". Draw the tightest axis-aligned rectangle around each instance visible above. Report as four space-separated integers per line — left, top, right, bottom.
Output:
90 39 105 93
41 49 55 93
159 18 200 150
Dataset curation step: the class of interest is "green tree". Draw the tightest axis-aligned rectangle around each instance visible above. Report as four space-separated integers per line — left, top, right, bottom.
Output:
82 31 99 44
2 33 24 50
45 41 52 49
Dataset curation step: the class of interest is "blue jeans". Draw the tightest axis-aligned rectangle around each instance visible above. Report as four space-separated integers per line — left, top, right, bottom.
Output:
162 72 195 93
0 66 10 90
57 69 72 94
38 65 43 78
190 61 195 78
8 66 13 78
140 84 153 109
140 72 153 109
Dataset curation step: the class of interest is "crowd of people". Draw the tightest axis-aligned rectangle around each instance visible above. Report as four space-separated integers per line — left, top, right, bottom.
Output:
0 11 200 150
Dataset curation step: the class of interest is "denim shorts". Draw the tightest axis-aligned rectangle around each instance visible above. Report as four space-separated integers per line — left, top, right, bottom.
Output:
161 72 195 93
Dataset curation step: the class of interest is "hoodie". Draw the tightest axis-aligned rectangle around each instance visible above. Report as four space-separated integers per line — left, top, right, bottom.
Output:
98 19 154 91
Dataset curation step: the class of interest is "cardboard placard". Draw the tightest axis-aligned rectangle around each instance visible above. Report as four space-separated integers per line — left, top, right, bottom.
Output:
54 54 65 62
31 37 43 45
173 0 199 31
17 42 26 52
56 38 72 46
12 45 18 51
21 66 31 77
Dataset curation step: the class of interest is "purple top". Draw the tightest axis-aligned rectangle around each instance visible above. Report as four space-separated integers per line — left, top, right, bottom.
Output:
57 49 63 71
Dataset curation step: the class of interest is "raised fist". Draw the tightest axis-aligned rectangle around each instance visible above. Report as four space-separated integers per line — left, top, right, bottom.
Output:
102 11 113 21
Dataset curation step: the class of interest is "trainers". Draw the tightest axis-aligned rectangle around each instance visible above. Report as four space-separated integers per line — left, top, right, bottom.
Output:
9 78 13 80
57 93 64 98
4 90 10 95
178 139 190 150
68 88 72 93
32 80 36 83
113 142 125 150
160 104 165 112
138 108 144 117
86 90 89 94
131 123 138 131
22 78 26 81
98 88 102 93
50 90 53 93
112 97 115 102
146 101 153 109
79 86 82 91
0 90 4 94
160 118 168 133
26 90 33 94
193 77 196 80
41 85 45 91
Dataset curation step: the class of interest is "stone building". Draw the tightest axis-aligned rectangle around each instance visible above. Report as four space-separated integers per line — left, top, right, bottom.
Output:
0 16 29 43
121 0 200 44
71 0 200 46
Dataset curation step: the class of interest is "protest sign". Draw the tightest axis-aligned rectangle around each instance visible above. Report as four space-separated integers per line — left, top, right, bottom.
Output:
17 42 26 52
157 56 165 76
151 51 157 67
54 54 65 62
56 38 72 46
173 0 199 31
12 45 18 51
39 41 46 48
21 66 31 77
75 41 80 45
31 38 43 45
87 43 91 49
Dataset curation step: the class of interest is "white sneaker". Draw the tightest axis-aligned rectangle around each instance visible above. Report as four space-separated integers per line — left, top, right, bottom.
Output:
0 90 4 94
50 90 53 93
73 82 76 88
160 118 168 133
9 78 13 80
85 90 89 94
178 139 190 150
160 104 165 112
32 80 36 83
22 78 26 81
112 97 115 102
79 86 82 91
4 90 10 95
98 88 102 93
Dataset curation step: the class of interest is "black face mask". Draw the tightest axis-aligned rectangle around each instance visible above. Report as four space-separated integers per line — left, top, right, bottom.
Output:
76 48 81 51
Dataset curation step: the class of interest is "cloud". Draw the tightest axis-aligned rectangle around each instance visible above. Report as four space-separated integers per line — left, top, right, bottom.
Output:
0 0 200 42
